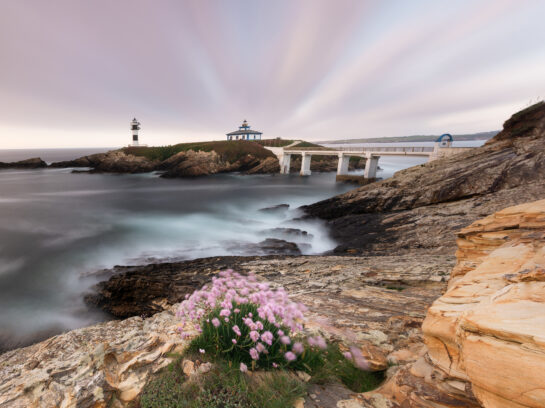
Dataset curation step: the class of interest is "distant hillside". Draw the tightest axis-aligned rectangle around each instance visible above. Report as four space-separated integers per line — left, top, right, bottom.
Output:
320 131 499 144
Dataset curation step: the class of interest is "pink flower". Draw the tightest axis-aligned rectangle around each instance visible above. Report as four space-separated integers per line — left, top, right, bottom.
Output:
256 321 264 331
284 351 296 362
234 308 240 314
261 331 274 346
224 317 229 322
232 339 237 344
249 330 260 342
232 325 241 336
199 349 205 354
343 351 352 360
350 346 369 370
277 329 284 336
211 318 220 328
240 362 248 372
256 342 266 353
250 348 259 360
280 336 291 345
272 362 278 368
219 309 231 317
292 342 304 354
308 336 327 349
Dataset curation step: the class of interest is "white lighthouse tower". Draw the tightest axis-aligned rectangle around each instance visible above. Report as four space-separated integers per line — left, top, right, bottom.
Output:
130 118 141 146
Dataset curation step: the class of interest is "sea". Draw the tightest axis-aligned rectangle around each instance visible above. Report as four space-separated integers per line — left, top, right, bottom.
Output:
0 141 485 350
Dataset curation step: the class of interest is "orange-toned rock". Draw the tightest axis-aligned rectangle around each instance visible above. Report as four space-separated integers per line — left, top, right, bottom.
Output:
360 199 545 408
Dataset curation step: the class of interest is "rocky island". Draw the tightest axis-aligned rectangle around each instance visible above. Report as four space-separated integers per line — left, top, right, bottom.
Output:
47 140 366 177
1 103 545 407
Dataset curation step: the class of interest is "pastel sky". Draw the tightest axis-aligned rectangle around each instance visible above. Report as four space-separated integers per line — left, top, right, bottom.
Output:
0 0 544 148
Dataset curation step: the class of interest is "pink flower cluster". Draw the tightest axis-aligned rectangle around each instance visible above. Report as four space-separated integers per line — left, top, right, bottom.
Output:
177 270 314 367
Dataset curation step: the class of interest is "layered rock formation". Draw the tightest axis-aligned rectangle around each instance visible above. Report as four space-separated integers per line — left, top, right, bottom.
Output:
357 199 545 408
304 102 545 255
0 304 191 408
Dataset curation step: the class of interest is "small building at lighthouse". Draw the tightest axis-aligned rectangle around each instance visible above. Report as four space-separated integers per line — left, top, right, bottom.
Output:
226 120 262 141
130 118 141 146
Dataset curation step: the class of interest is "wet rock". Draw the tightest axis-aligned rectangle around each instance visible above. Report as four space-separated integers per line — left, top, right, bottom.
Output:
260 227 313 240
0 157 47 169
245 156 280 174
254 238 302 255
259 203 290 212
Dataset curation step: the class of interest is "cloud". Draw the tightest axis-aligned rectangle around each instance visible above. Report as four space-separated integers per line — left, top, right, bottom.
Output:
0 0 543 147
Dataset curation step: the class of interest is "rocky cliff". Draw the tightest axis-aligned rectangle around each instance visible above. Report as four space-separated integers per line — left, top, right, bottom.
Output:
358 199 545 408
304 102 545 255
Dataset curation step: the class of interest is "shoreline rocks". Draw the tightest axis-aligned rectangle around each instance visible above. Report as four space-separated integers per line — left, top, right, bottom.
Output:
303 102 545 255
0 157 47 169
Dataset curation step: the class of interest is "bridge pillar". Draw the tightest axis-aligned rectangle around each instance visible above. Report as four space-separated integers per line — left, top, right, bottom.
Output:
364 154 379 178
337 153 350 175
280 154 291 174
300 153 312 176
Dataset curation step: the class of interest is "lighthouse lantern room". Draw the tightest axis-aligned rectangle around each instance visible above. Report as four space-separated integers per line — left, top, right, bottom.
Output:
130 118 141 146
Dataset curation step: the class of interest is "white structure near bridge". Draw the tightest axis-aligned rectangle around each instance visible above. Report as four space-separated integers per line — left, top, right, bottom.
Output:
266 134 474 178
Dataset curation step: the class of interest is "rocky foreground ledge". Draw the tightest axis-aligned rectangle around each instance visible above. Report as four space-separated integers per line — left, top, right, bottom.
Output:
2 200 545 407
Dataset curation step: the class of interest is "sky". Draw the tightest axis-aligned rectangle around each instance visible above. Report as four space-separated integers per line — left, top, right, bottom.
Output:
0 0 544 148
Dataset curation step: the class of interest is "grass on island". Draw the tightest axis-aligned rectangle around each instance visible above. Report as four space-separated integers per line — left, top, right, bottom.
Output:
139 345 385 408
285 141 334 150
123 140 276 163
255 139 295 147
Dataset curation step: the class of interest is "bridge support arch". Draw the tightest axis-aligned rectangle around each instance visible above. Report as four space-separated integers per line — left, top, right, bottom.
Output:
364 154 380 179
300 153 312 176
280 154 291 174
337 153 350 175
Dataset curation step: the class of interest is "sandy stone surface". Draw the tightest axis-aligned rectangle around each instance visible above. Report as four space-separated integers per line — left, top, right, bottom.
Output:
352 199 545 408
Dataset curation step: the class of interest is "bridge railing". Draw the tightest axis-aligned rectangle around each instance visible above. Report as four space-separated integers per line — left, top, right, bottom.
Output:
334 146 434 153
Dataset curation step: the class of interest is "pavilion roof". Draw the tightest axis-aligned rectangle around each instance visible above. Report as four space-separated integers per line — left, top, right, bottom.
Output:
226 129 263 136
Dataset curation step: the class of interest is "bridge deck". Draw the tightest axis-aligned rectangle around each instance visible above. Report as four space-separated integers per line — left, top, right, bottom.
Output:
284 145 433 157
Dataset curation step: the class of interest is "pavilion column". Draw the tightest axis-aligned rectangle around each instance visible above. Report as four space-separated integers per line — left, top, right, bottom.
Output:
364 153 380 178
336 153 350 175
280 154 291 174
300 153 312 176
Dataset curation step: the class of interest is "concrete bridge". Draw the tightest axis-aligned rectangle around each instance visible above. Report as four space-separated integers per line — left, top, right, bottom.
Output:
265 136 474 178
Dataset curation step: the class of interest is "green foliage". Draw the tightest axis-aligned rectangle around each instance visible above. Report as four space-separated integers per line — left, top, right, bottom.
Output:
288 141 327 149
123 140 275 162
187 303 323 372
139 358 306 408
310 345 385 392
255 139 295 147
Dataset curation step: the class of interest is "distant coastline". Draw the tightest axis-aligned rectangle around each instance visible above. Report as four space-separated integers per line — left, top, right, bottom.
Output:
319 130 498 144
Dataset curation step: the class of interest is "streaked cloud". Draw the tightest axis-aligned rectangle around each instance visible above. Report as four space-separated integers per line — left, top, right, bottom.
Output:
0 0 543 148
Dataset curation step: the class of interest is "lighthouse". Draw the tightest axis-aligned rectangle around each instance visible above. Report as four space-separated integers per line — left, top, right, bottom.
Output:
130 118 141 146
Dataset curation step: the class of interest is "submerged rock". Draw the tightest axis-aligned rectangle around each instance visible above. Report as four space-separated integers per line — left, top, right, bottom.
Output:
259 203 290 212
